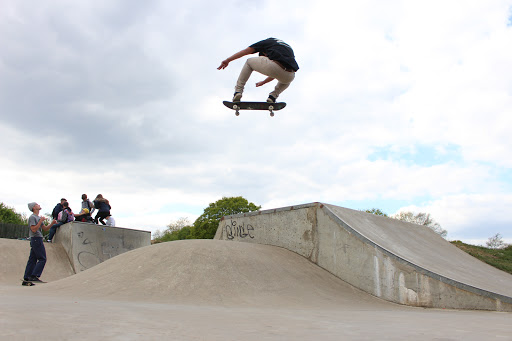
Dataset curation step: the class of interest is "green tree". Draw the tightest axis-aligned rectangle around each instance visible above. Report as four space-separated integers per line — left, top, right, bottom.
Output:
153 226 194 243
364 208 388 217
176 226 193 240
166 217 191 232
153 217 193 243
0 202 28 224
393 211 447 238
191 196 261 239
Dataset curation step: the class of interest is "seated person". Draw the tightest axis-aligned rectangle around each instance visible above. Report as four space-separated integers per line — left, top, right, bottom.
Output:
48 201 73 242
105 215 116 227
74 208 93 223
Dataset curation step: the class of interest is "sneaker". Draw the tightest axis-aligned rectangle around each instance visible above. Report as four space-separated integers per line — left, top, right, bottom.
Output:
47 239 52 243
267 95 276 103
233 92 242 102
29 277 45 283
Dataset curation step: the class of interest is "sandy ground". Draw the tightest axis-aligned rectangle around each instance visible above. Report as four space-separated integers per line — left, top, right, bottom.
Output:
1 239 511 340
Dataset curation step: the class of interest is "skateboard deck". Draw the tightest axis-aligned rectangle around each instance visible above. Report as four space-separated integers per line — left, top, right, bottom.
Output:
223 101 286 117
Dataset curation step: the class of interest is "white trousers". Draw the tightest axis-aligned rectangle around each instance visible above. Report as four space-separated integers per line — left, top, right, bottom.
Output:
235 56 295 98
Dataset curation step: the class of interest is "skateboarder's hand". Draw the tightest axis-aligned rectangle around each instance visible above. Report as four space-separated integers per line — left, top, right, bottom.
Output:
256 77 275 87
217 60 230 70
218 47 256 70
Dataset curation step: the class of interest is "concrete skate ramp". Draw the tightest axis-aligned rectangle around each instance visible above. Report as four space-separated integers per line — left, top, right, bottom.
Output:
3 239 512 340
53 222 151 273
215 202 512 311
0 238 75 286
26 239 394 309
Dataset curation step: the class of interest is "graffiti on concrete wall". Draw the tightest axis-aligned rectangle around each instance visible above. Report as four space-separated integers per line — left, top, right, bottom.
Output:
75 229 131 271
224 220 255 240
76 231 101 271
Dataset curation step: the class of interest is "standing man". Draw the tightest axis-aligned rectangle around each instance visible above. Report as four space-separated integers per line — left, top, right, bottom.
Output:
24 202 57 283
81 194 95 216
218 37 299 103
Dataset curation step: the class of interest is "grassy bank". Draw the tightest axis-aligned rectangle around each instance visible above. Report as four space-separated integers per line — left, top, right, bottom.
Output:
451 241 512 275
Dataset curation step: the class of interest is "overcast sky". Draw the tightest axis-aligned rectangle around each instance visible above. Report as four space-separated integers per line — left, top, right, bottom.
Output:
1 0 511 245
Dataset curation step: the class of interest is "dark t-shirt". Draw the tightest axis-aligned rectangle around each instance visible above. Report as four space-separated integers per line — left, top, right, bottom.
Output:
250 38 299 72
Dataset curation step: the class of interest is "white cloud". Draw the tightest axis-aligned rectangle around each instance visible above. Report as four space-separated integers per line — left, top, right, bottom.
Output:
395 193 512 240
1 0 511 244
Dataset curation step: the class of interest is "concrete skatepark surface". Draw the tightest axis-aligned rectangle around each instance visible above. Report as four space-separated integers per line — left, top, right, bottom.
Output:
217 203 512 311
1 238 75 285
53 221 152 273
324 204 512 299
1 239 512 340
1 203 512 340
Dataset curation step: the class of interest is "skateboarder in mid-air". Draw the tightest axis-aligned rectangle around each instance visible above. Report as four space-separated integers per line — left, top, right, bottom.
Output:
218 37 299 103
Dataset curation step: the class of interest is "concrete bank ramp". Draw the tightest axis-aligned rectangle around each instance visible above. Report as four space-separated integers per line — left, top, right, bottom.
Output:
54 222 151 273
23 239 396 309
0 238 75 286
214 202 512 311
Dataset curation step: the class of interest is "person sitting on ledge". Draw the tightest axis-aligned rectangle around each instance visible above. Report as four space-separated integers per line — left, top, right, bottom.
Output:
48 201 73 242
74 208 93 223
105 215 116 227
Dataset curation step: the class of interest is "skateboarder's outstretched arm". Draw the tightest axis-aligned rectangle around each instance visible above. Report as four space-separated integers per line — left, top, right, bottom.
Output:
217 47 256 70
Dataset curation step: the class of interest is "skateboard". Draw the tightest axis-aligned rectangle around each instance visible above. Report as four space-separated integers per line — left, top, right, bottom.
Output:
223 101 286 117
21 279 46 286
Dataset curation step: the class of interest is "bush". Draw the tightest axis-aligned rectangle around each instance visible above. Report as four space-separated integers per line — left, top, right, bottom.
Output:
0 202 28 224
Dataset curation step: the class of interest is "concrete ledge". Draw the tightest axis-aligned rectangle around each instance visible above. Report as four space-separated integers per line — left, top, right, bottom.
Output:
215 202 512 311
54 222 151 273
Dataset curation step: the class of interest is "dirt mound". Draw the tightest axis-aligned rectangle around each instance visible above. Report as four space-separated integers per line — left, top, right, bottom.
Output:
32 239 392 309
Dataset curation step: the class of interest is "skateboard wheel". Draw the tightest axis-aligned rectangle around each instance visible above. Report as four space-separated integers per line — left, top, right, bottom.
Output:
233 105 238 110
269 105 274 110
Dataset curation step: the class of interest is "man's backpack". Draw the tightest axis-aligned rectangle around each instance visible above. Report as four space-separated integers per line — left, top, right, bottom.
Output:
57 209 74 223
86 199 94 212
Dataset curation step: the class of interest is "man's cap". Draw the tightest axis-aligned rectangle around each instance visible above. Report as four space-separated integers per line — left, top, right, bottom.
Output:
28 202 37 212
